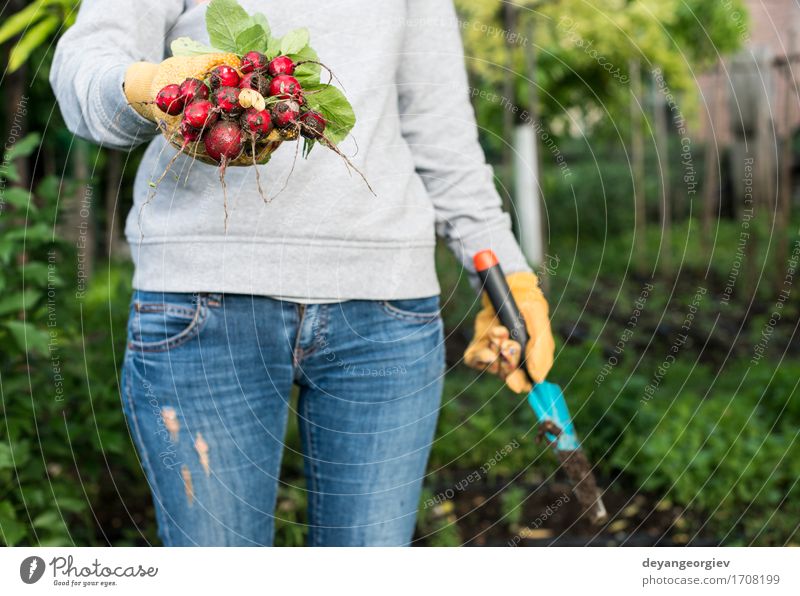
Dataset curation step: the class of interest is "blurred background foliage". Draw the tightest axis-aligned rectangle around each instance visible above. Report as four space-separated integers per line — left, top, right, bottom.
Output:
1 0 798 547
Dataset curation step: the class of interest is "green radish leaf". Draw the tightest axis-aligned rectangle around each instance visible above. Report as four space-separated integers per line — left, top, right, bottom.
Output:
251 13 271 38
290 45 321 86
304 84 356 145
302 138 316 158
266 35 282 59
170 36 218 57
280 28 309 56
206 0 250 52
235 23 269 54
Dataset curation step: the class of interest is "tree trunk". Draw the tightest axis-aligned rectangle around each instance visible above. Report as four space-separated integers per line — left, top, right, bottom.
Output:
4 0 32 278
775 30 796 293
4 59 29 188
524 11 546 283
728 50 762 301
652 71 672 274
702 61 722 251
501 1 517 208
630 59 647 273
60 141 96 282
103 150 127 259
748 50 775 299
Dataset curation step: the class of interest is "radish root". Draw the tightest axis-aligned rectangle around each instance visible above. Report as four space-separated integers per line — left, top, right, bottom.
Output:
317 130 376 197
269 124 302 202
250 136 270 203
219 156 229 232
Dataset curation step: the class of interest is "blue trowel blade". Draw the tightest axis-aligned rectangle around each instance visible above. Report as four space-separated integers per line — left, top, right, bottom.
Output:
527 381 580 451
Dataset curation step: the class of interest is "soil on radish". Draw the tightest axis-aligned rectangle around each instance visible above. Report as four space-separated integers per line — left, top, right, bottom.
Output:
241 50 269 74
209 64 240 89
268 55 295 77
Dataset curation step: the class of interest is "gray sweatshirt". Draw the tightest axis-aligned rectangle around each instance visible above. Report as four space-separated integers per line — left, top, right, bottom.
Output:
51 0 530 301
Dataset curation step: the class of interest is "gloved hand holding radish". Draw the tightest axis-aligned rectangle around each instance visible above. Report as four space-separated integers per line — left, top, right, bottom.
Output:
123 0 369 211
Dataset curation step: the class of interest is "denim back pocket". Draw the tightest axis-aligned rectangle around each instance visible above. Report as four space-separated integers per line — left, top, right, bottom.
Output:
127 292 209 353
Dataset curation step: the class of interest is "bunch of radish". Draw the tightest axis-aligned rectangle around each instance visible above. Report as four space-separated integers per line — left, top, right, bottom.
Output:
156 54 329 165
143 0 370 221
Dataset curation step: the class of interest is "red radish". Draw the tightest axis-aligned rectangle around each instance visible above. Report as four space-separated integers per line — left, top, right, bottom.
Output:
204 121 245 228
241 51 268 74
156 84 185 115
299 111 326 139
204 121 244 162
242 108 274 138
269 75 302 99
213 86 243 117
267 55 295 77
273 100 300 128
209 65 240 89
183 100 218 129
180 120 202 143
239 72 269 96
179 78 209 103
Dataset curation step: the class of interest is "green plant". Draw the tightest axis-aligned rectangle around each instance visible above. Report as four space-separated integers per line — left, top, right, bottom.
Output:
0 0 79 73
611 380 799 545
499 485 527 528
0 134 82 545
416 490 462 547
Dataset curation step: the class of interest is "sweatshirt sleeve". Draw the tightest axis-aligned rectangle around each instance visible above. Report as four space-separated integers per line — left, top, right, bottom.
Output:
396 0 531 276
50 0 184 150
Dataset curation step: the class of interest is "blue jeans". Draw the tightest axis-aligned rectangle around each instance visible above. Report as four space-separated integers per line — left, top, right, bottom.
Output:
121 291 444 546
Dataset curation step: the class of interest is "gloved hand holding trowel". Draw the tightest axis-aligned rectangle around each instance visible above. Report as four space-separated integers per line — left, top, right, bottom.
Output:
464 266 555 391
464 251 608 524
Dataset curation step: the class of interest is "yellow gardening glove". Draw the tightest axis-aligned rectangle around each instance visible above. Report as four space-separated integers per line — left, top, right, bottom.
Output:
123 53 241 122
464 272 555 393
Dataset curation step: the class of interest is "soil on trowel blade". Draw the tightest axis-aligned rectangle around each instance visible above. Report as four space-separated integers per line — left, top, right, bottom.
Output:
557 448 603 514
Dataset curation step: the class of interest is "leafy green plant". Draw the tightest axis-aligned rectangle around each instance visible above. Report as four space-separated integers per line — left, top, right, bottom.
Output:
416 489 462 547
0 134 78 545
610 375 799 544
0 0 79 72
0 134 151 546
500 485 527 528
273 485 308 547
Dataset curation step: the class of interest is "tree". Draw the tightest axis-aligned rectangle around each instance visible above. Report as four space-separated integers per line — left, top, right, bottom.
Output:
457 0 747 131
0 0 78 73
454 0 749 272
